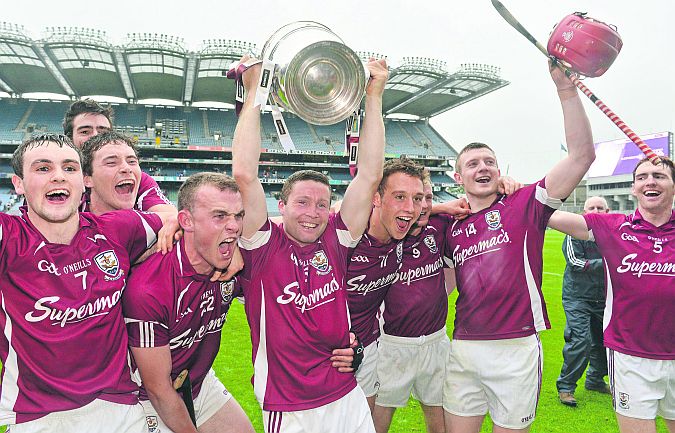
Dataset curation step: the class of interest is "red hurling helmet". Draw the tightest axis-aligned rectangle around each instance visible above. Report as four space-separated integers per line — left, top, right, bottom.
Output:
547 12 623 77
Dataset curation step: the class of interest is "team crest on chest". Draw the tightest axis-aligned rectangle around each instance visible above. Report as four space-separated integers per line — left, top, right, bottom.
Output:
311 250 332 275
94 250 123 281
396 242 403 263
423 234 438 253
220 280 234 304
485 210 502 230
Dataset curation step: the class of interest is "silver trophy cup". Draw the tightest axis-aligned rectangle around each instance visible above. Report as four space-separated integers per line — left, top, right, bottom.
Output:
261 21 368 125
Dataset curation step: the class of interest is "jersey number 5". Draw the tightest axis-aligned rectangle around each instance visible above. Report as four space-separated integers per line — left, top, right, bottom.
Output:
653 241 663 254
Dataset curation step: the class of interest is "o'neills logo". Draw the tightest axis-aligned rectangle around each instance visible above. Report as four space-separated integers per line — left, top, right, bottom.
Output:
452 230 511 267
616 253 675 277
276 277 341 312
24 289 124 327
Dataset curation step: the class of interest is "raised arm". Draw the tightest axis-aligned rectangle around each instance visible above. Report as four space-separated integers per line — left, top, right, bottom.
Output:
231 59 267 239
544 63 595 200
339 59 388 238
547 210 590 240
131 346 198 433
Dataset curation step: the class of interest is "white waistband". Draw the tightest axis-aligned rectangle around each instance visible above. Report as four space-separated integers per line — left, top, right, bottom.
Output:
379 327 447 346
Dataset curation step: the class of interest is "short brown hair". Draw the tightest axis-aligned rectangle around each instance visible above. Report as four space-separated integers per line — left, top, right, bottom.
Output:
279 170 331 204
455 142 497 173
63 99 114 139
632 156 675 182
12 133 81 178
378 157 425 196
178 172 240 212
80 131 137 176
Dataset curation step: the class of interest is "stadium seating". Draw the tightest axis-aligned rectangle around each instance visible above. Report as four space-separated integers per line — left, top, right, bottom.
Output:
25 100 68 134
0 98 459 207
0 99 455 157
0 99 29 142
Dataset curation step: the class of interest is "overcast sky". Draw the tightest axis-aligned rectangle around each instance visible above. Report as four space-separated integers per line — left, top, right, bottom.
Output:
4 0 674 182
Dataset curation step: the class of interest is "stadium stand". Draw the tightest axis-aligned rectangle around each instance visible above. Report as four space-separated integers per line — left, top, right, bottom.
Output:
25 100 68 134
0 99 29 142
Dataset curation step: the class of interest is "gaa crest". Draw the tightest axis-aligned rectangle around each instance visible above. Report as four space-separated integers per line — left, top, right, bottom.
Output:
423 234 438 253
310 250 331 275
94 250 122 280
485 210 502 230
220 280 234 304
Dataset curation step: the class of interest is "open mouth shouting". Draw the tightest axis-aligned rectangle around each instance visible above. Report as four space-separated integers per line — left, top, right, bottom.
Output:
45 189 70 204
218 237 237 260
395 215 413 232
475 176 491 184
115 179 136 196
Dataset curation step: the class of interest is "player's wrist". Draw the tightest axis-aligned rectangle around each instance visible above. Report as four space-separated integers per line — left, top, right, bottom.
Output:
557 87 578 101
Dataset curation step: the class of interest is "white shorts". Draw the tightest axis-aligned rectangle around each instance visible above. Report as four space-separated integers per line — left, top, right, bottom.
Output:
262 386 374 433
355 341 379 397
10 398 145 433
141 369 232 432
376 327 450 407
609 349 675 420
443 334 542 429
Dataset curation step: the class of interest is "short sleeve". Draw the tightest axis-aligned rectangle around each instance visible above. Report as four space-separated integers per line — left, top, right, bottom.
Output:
101 210 162 261
136 172 172 211
123 261 170 348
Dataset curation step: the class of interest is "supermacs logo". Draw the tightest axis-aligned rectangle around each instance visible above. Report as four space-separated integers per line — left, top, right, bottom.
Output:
25 289 124 327
276 276 341 313
616 253 675 277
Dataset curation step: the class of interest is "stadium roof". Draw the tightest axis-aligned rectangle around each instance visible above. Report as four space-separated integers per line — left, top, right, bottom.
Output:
0 22 509 119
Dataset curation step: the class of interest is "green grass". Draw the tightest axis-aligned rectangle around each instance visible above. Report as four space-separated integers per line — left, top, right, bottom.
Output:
214 230 669 433
0 231 668 432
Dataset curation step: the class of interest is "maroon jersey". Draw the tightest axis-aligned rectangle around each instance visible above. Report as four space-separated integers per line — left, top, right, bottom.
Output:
124 238 242 399
584 210 675 360
0 207 160 424
239 213 358 412
445 179 561 340
80 172 171 212
346 232 404 347
382 215 451 337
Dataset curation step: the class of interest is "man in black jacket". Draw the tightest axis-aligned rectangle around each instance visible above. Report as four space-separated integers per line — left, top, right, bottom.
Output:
557 196 611 407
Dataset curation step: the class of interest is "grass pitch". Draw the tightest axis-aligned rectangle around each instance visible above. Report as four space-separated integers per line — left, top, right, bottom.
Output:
215 230 669 433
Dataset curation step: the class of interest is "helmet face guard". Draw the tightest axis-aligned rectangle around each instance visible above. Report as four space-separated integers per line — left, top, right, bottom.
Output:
547 12 623 77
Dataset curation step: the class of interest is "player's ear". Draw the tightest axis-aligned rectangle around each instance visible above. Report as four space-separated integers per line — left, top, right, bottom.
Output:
11 175 25 195
83 175 94 189
372 191 382 208
177 209 194 232
453 171 463 185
